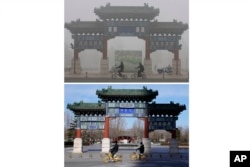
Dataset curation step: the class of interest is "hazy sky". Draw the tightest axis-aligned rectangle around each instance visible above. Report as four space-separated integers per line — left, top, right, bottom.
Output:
64 83 189 129
64 0 189 71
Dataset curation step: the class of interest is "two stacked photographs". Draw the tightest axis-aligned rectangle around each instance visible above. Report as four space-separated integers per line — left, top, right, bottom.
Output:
64 0 189 166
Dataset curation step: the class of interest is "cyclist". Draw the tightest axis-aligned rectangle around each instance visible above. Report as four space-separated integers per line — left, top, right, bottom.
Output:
136 62 144 77
110 141 119 160
116 61 124 77
136 142 145 154
136 142 145 160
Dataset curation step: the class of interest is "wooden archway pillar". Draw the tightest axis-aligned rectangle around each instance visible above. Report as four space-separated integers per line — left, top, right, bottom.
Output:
102 116 111 153
72 116 82 153
75 128 81 138
73 49 79 74
170 129 176 139
145 37 150 60
100 36 109 74
174 49 180 75
144 36 153 75
104 116 109 138
143 117 151 153
75 115 81 138
144 117 149 138
103 36 108 60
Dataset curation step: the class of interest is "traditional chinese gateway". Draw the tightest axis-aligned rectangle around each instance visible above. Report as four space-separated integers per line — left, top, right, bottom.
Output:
65 3 188 77
67 86 186 153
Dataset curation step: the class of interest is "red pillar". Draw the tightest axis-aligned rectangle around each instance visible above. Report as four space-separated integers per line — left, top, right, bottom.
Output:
144 117 149 138
174 49 179 75
170 129 176 139
104 116 109 138
75 128 81 138
73 49 78 74
145 37 150 60
103 36 108 59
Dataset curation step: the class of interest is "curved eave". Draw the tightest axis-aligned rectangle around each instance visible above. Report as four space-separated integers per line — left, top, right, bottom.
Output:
67 106 105 115
149 22 188 34
148 104 186 116
68 106 105 110
65 22 104 34
150 28 187 35
94 6 159 20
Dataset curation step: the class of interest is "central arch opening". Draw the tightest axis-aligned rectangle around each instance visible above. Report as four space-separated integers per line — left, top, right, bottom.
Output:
109 117 144 144
108 37 145 71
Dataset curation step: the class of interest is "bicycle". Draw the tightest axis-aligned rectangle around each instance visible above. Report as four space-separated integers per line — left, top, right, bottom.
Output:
130 150 147 161
110 66 127 79
130 71 146 79
101 151 122 163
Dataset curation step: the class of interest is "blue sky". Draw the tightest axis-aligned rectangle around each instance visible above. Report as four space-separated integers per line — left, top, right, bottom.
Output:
64 83 189 129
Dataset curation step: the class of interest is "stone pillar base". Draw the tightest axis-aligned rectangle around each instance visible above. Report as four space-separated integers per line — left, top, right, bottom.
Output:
100 59 109 74
70 58 82 74
172 59 181 75
142 138 151 154
72 138 82 153
144 59 152 76
169 139 179 154
101 138 110 153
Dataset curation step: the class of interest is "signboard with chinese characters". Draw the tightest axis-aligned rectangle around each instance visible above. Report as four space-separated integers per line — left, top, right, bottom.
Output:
119 108 135 116
80 122 104 130
107 102 147 117
149 116 177 131
105 20 148 37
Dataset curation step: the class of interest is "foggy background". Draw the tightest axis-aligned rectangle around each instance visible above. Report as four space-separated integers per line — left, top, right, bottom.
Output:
65 0 189 73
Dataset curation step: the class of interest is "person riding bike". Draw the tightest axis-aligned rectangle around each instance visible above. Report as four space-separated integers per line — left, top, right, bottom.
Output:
136 63 144 78
136 142 144 154
116 61 124 77
110 141 119 160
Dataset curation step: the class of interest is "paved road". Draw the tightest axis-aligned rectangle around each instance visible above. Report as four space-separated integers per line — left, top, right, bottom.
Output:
64 77 189 83
65 144 189 167
64 72 189 83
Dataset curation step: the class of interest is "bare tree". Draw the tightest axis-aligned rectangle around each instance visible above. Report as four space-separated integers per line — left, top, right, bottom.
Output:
130 118 144 142
64 110 74 141
64 110 72 129
81 130 103 144
177 126 189 144
109 117 127 140
149 130 171 143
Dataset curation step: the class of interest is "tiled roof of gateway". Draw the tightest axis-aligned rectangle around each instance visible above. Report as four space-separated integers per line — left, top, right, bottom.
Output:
148 102 186 116
96 86 158 96
65 21 104 34
149 21 188 34
96 86 158 102
67 101 105 110
94 3 159 20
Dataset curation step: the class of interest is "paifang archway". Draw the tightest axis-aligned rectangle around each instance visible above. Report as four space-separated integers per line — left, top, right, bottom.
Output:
65 3 188 76
67 86 186 153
